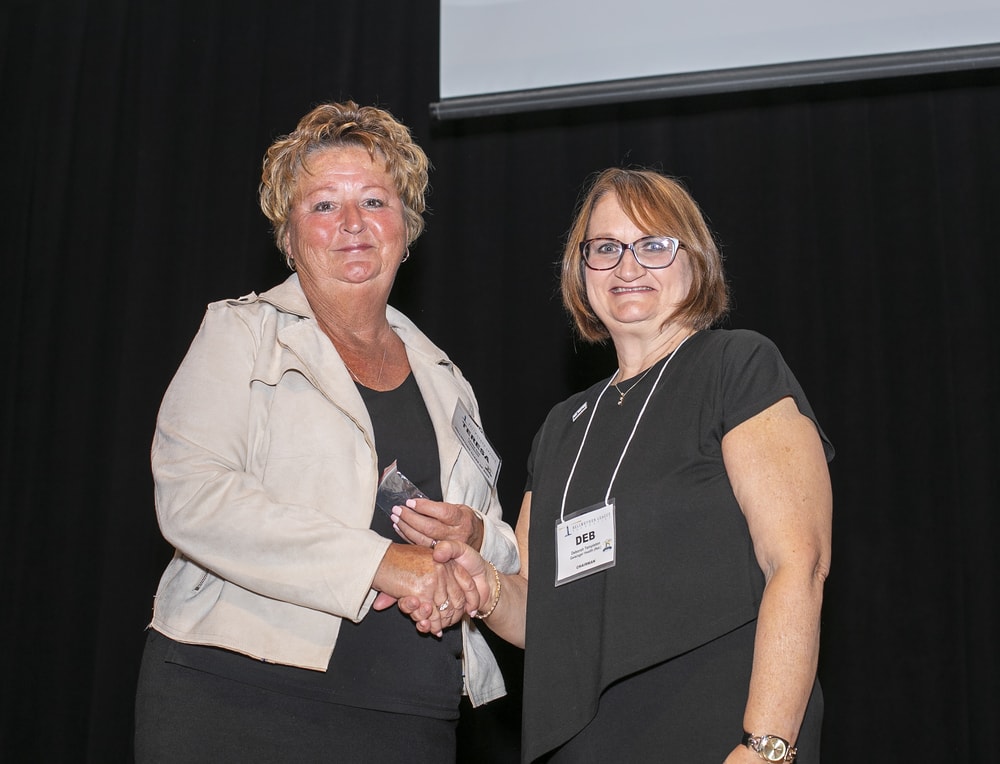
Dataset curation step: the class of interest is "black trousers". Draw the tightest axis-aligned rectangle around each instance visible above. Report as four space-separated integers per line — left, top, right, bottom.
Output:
134 629 458 763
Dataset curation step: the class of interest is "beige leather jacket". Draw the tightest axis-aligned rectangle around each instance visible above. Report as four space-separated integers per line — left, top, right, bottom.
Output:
149 275 518 707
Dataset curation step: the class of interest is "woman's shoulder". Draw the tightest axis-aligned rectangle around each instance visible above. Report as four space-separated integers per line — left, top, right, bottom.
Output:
211 274 309 318
693 327 778 353
685 329 797 389
178 277 309 353
684 327 786 370
191 275 305 323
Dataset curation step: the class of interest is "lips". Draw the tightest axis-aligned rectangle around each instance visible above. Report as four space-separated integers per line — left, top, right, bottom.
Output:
610 286 653 293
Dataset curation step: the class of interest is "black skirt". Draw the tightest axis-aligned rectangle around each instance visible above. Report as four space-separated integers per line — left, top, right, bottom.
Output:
539 621 823 764
134 629 458 763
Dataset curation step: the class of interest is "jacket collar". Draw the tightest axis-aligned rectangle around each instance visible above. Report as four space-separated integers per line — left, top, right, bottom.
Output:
257 274 453 370
255 274 471 498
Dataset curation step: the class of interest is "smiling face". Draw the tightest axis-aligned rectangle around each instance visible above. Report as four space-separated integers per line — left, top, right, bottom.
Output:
584 193 695 342
283 145 408 306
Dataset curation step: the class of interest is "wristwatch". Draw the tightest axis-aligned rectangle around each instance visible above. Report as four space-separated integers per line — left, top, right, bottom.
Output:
741 731 797 762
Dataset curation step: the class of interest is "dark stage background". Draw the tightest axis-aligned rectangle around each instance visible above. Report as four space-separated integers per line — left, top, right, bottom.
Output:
2 2 997 761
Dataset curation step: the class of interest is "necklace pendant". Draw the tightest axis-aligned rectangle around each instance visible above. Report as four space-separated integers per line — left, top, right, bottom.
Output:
617 394 625 406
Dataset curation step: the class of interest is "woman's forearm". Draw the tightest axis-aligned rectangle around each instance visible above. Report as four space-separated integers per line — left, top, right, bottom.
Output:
477 569 529 649
742 565 827 744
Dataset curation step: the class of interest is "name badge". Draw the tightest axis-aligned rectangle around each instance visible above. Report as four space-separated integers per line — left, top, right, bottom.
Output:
555 499 616 586
452 399 501 487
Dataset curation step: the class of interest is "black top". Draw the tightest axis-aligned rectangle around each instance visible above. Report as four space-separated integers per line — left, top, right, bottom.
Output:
521 330 834 761
167 373 464 720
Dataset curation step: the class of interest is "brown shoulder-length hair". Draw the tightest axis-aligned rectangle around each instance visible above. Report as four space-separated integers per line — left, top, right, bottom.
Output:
259 101 430 270
561 167 729 343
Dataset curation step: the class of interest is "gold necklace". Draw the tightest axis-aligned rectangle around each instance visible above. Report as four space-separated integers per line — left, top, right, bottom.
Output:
344 344 388 388
612 366 653 406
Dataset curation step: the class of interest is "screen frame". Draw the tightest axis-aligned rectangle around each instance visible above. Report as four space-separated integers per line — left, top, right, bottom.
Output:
430 42 1000 120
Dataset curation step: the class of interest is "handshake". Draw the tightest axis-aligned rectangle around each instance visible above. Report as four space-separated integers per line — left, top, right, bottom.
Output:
370 497 497 637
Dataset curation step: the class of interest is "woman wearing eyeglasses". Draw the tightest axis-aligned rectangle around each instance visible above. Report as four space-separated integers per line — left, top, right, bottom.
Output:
395 167 834 762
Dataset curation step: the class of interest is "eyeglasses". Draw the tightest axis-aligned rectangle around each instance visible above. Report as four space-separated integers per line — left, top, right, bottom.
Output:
580 236 683 270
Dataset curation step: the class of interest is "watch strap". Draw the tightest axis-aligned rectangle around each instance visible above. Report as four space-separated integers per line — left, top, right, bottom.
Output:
742 730 798 762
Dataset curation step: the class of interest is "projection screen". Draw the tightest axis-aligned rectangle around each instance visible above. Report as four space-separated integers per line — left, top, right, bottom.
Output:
433 0 1000 119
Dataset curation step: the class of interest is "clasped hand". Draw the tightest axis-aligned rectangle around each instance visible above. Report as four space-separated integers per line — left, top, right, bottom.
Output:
374 498 491 636
371 542 480 637
394 541 494 635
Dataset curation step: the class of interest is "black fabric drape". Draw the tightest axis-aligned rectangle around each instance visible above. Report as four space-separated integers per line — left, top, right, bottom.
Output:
2 2 997 761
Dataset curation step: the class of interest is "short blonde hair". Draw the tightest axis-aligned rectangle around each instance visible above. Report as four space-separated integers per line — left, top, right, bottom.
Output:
259 101 430 269
562 167 729 342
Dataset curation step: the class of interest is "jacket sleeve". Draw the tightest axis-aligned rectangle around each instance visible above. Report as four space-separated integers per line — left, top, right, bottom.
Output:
474 499 519 574
152 303 390 622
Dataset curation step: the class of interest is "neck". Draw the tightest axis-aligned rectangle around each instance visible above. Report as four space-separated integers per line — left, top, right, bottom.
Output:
302 279 392 347
299 277 408 390
614 324 695 380
317 305 393 351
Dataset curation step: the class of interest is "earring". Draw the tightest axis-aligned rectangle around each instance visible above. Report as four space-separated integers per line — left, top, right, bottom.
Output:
401 248 410 263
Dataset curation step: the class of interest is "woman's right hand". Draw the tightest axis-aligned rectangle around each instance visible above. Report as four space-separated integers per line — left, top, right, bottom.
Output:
395 541 494 630
371 543 480 636
403 492 531 648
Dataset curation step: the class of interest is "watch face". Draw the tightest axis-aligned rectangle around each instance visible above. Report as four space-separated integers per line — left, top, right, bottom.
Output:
760 736 789 761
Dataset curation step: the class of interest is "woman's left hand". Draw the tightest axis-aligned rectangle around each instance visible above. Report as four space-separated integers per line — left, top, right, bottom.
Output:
390 498 484 550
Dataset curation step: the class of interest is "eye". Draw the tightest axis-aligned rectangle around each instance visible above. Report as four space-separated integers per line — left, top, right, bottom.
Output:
312 200 335 212
637 237 674 255
361 197 387 209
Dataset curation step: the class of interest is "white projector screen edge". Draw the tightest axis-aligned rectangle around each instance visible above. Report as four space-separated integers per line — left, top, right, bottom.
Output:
430 42 1000 120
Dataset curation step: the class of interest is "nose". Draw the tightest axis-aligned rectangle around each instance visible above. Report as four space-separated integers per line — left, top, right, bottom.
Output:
341 205 366 234
614 243 645 279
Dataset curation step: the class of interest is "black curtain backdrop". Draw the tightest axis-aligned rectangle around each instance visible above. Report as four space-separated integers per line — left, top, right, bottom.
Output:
3 2 998 762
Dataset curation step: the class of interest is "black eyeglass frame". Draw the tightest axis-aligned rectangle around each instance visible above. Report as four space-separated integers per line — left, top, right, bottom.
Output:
579 235 685 270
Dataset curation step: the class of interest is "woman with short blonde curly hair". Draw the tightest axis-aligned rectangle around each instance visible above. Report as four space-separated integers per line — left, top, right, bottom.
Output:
135 101 517 761
260 100 431 269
